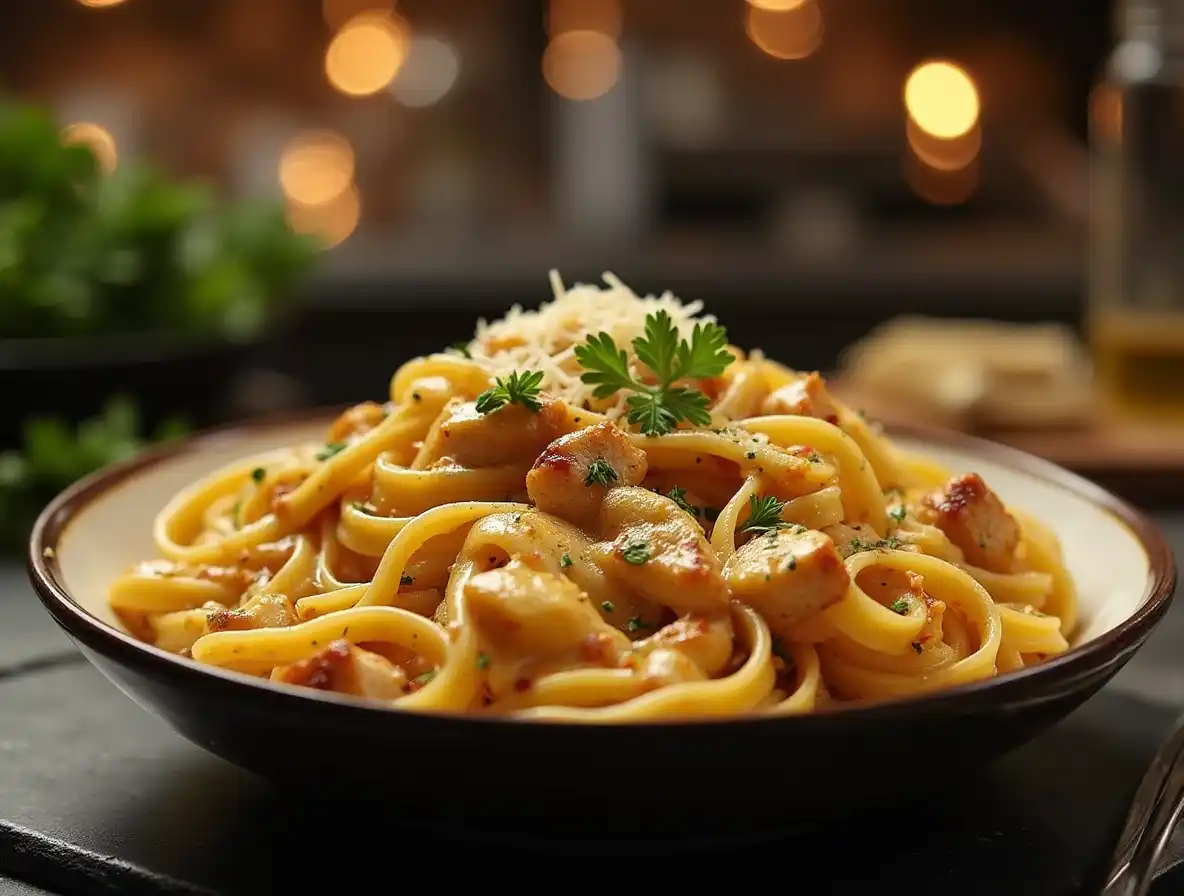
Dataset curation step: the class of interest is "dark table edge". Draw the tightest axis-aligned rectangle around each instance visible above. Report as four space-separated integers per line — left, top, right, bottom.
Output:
0 820 216 896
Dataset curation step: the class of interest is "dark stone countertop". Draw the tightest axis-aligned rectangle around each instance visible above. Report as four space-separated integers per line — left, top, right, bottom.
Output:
2 517 1184 894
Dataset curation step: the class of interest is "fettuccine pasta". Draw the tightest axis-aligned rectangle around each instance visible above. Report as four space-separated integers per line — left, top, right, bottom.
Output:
110 272 1077 721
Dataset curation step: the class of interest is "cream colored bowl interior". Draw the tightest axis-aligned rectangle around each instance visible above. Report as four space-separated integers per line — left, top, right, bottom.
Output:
53 422 1153 650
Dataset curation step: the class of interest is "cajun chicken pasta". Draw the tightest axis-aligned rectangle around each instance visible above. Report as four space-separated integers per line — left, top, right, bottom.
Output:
109 272 1078 721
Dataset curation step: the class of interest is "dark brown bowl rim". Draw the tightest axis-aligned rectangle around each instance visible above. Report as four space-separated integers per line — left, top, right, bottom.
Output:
26 408 1178 732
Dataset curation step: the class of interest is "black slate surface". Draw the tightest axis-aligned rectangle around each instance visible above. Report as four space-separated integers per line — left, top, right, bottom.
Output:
0 568 72 675
0 873 57 895
1 517 1183 894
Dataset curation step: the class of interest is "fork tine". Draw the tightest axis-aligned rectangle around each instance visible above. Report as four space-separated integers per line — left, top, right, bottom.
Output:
1104 713 1184 894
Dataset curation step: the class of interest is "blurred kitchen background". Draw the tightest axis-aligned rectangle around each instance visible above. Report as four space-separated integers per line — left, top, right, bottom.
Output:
2 0 1182 546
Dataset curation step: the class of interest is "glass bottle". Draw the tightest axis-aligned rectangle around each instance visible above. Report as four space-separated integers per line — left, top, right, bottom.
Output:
1088 0 1184 418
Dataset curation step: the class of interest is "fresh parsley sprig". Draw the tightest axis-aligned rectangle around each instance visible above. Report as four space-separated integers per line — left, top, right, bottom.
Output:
739 494 791 535
474 370 544 414
573 310 734 436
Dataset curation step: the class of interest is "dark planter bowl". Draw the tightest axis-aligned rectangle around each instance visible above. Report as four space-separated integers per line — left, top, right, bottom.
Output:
0 320 291 450
25 413 1178 844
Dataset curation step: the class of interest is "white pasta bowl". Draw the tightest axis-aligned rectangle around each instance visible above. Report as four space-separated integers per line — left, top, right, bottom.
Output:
26 412 1176 842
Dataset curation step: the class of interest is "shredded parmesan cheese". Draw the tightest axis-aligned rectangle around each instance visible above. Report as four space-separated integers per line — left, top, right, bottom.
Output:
463 271 717 419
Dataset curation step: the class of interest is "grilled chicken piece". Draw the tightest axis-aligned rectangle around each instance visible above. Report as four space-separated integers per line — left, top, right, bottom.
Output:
465 559 629 658
599 487 729 617
633 614 734 678
761 371 840 424
917 473 1021 572
724 528 850 637
417 396 584 469
271 640 408 699
638 647 709 687
205 594 296 633
326 401 387 442
526 421 648 526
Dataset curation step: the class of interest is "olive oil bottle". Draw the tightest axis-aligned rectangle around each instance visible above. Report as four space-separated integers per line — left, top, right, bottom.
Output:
1089 0 1184 418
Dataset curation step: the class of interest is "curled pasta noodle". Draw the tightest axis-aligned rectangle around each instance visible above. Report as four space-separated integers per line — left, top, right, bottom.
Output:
109 272 1078 721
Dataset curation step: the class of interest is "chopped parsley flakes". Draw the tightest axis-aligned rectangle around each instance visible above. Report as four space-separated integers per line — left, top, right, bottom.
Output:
584 456 619 487
316 442 347 461
620 538 652 565
845 535 904 557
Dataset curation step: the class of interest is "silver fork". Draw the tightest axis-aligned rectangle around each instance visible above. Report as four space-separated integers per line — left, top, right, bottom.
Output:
1103 712 1184 895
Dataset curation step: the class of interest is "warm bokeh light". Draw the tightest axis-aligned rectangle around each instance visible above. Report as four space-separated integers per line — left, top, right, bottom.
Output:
391 36 461 108
286 184 361 250
76 0 127 7
322 0 390 32
746 0 809 9
61 122 118 173
745 1 823 61
905 149 979 206
904 61 981 140
543 30 622 101
547 0 623 38
325 12 409 97
906 118 981 172
278 131 355 208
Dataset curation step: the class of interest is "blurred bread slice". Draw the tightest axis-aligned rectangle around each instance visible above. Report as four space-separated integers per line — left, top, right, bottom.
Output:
836 316 1094 430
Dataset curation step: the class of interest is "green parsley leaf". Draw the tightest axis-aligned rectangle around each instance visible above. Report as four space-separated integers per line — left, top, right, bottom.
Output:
447 341 472 359
413 669 437 686
626 616 649 632
621 538 652 565
739 494 790 535
584 456 619 487
573 311 734 436
251 467 265 484
560 553 573 568
601 600 615 613
573 331 636 400
474 369 544 415
316 442 347 461
476 652 491 670
889 504 907 522
624 392 680 437
653 385 713 427
665 485 698 517
399 574 415 586
889 597 910 615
